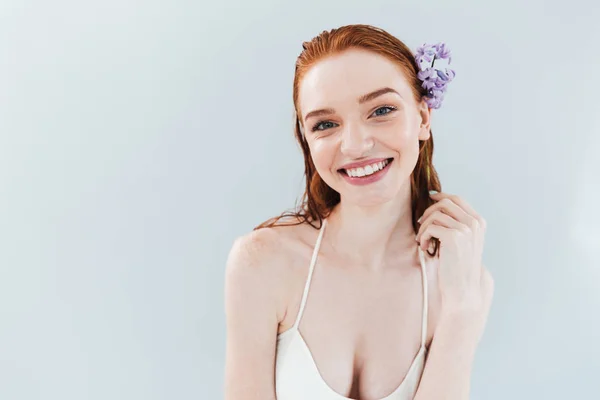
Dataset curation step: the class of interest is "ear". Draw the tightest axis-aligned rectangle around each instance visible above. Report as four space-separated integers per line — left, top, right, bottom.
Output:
417 99 432 141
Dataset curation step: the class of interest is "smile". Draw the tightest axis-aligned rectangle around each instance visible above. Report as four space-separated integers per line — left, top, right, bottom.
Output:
338 158 394 186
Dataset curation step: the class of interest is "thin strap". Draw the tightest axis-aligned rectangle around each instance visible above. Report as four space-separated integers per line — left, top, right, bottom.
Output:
417 246 429 347
293 218 328 330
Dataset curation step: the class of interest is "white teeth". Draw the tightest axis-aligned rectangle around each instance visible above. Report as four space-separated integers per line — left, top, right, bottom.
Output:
344 159 389 177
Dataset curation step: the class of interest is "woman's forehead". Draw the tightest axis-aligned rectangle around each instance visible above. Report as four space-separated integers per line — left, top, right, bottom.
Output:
298 49 412 114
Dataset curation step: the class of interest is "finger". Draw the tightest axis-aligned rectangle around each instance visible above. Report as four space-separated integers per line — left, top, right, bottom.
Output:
419 197 472 227
430 192 485 227
417 223 456 251
416 210 466 242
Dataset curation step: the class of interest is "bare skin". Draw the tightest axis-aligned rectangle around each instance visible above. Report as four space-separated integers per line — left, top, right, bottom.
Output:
224 212 442 400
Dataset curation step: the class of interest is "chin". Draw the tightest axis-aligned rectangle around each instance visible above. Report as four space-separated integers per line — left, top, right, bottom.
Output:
340 184 402 207
339 169 409 206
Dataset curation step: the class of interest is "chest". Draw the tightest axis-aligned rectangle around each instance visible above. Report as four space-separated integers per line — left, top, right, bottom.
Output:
288 265 430 399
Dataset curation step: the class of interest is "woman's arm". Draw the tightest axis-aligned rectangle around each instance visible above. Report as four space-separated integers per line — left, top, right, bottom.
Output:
413 296 492 400
223 230 283 400
414 192 495 399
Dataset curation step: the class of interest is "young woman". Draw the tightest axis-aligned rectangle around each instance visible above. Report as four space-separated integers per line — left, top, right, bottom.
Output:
224 24 494 400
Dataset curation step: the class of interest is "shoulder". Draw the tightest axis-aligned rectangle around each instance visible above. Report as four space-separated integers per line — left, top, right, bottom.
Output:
226 217 309 276
226 215 317 270
225 217 316 320
226 228 282 272
225 227 285 298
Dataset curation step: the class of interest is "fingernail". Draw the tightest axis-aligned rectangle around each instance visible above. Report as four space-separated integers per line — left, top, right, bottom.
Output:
417 216 422 223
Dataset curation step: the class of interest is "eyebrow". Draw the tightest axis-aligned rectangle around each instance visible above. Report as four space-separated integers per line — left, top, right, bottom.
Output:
303 87 401 122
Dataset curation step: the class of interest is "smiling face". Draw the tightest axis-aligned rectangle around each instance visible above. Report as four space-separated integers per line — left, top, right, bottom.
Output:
298 48 432 207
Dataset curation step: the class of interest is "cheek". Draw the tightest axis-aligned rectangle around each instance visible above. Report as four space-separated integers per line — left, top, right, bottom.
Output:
308 140 336 173
381 119 416 152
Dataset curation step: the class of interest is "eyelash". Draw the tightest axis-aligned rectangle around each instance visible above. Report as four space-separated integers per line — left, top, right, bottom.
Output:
310 105 398 132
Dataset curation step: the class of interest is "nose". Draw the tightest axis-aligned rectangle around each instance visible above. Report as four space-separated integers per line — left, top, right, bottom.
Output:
340 123 374 159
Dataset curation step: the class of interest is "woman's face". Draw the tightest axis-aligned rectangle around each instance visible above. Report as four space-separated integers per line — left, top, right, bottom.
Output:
298 48 431 207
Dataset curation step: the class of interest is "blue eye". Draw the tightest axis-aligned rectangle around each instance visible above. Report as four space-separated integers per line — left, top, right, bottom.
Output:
312 121 338 132
373 105 397 117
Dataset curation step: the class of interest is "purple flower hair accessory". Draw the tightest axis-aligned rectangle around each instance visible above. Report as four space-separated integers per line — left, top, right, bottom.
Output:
415 42 456 109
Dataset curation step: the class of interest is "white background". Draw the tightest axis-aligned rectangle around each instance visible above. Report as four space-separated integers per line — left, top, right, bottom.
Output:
1 0 599 399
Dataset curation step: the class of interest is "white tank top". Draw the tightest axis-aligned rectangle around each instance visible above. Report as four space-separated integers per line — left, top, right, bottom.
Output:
275 218 429 400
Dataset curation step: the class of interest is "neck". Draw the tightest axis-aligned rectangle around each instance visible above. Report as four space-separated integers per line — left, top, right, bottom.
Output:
324 182 417 270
